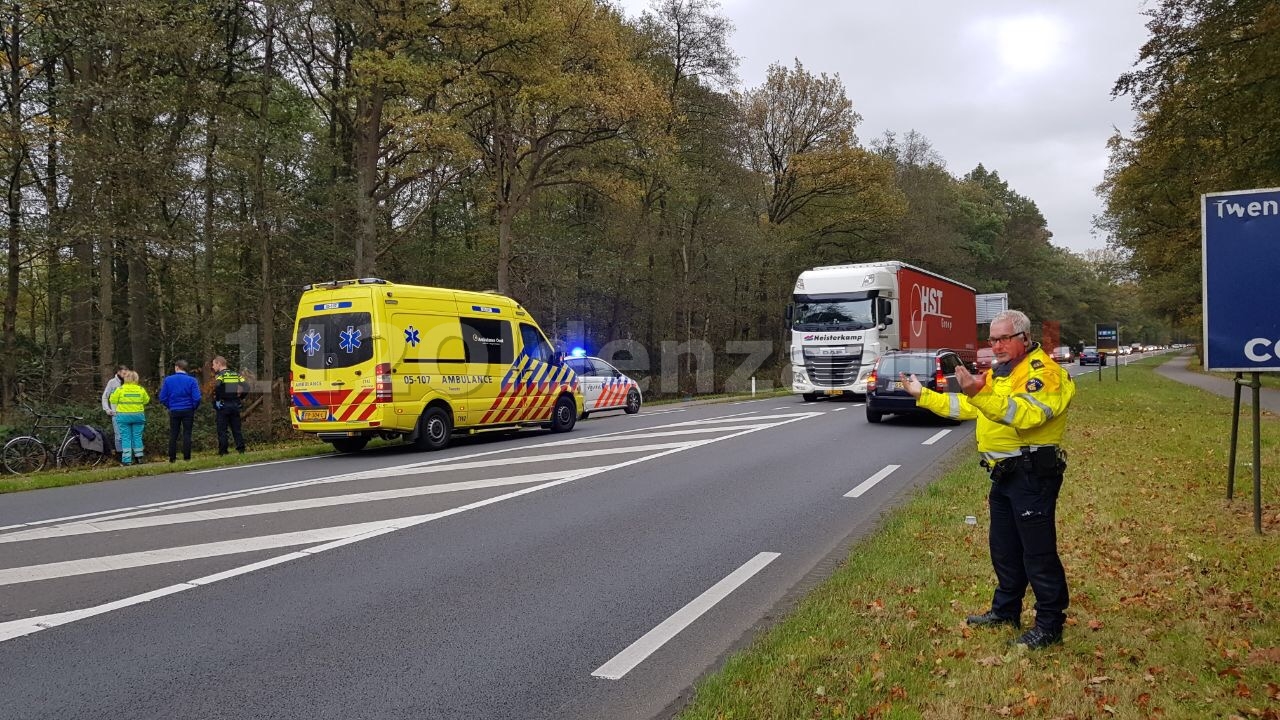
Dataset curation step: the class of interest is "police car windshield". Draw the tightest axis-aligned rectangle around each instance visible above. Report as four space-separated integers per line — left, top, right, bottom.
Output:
294 312 374 369
792 297 874 331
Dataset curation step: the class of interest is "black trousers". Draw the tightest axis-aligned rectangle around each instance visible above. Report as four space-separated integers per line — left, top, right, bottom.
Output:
216 406 245 453
987 453 1069 632
168 409 195 461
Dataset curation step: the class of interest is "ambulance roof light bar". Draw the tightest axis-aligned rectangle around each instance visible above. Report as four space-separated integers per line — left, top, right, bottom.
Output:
302 277 388 291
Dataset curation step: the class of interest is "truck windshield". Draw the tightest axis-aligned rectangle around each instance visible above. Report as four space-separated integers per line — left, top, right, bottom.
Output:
792 297 875 331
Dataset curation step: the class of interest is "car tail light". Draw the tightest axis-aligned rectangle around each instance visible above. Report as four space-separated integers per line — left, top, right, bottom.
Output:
866 368 877 393
375 363 393 402
287 371 295 404
934 359 946 389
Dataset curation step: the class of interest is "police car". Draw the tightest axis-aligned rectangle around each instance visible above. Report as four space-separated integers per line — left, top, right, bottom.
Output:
562 355 642 418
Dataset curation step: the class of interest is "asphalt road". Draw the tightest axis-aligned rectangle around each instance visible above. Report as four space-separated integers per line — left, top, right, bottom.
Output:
0 376 1096 720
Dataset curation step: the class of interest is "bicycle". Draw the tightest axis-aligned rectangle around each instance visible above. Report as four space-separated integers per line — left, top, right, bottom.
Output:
2 404 109 474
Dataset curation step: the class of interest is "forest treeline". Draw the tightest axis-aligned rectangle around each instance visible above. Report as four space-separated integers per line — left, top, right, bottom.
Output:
1100 0 1279 329
3 0 1165 424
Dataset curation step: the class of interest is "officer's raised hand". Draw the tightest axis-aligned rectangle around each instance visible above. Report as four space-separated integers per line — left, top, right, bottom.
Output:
954 365 987 397
898 372 923 398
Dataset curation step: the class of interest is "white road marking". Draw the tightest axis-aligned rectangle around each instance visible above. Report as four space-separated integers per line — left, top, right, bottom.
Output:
640 408 686 415
921 429 953 445
659 412 821 428
591 552 780 680
0 442 691 533
0 468 602 544
730 398 770 405
844 465 900 498
187 454 337 475
0 412 822 644
832 408 847 413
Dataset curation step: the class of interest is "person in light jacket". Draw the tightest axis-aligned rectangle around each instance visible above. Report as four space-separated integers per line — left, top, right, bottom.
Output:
109 370 150 465
101 364 129 458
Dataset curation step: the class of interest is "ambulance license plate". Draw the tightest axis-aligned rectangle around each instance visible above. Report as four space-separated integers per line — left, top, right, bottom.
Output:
300 410 328 422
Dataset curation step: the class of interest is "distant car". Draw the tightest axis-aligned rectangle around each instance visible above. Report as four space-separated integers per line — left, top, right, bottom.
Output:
564 356 643 417
865 349 966 424
1050 346 1073 363
975 347 996 372
1079 346 1107 366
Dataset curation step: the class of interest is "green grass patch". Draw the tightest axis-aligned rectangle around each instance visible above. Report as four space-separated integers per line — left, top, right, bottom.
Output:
678 357 1280 719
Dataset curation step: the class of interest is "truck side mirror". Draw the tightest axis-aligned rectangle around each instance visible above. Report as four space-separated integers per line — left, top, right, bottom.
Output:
877 298 893 327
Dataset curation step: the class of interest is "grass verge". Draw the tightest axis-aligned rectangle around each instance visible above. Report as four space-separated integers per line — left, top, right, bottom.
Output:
678 356 1280 719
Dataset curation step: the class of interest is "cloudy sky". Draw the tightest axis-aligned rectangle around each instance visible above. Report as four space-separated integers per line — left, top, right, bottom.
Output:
612 0 1153 254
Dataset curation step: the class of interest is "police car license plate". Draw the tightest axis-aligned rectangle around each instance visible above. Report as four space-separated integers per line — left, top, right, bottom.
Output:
300 410 328 422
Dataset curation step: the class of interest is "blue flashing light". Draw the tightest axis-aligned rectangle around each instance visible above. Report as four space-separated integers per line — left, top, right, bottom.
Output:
570 347 587 358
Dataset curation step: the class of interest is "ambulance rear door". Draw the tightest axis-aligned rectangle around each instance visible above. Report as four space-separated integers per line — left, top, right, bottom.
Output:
292 299 377 423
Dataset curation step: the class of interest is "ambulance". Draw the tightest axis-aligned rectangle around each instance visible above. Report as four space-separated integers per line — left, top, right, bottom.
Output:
289 278 583 452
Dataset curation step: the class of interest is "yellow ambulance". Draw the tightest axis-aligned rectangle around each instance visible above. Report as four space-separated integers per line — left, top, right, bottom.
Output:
289 278 582 452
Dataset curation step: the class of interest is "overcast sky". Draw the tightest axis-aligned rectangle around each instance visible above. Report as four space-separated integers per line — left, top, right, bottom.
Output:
612 0 1152 254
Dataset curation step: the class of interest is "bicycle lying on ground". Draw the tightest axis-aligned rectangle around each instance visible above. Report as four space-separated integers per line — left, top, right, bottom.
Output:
2 405 109 474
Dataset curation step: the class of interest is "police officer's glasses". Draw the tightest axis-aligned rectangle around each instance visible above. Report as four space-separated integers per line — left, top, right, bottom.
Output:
987 331 1026 345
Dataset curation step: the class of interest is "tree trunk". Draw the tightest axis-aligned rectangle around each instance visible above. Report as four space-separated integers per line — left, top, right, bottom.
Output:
353 85 383 277
255 1 277 430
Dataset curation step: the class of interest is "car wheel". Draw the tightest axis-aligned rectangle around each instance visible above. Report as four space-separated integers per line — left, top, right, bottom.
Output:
550 395 577 433
330 437 369 453
866 407 883 423
624 389 641 414
413 406 452 451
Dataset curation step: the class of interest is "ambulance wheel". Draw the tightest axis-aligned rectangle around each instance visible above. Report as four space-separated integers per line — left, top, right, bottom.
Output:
414 406 452 451
550 395 577 433
330 437 369 453
580 411 590 420
624 390 641 414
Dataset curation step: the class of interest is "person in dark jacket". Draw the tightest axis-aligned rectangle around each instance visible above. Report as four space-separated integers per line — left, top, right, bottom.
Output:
158 359 202 462
211 355 248 455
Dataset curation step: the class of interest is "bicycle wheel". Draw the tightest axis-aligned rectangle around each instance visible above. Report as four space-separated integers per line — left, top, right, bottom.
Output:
58 435 106 469
3 436 48 474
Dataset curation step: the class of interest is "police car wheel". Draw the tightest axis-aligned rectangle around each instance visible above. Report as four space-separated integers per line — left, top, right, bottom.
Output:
415 407 452 451
550 396 577 433
624 390 641 414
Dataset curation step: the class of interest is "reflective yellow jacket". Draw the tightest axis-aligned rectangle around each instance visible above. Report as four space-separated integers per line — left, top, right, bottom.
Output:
916 343 1074 459
109 382 151 414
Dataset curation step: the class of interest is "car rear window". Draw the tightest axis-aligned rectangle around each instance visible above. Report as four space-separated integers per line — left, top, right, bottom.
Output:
294 312 374 369
878 355 933 376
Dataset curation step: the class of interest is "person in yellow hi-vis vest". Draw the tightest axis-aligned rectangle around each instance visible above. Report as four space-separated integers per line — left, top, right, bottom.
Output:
109 370 151 465
899 309 1075 650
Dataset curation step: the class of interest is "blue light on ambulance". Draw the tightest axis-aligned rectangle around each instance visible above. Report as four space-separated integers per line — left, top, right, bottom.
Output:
570 347 587 358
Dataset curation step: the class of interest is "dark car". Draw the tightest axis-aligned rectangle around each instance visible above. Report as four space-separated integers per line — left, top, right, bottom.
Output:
1079 346 1107 366
865 349 966 423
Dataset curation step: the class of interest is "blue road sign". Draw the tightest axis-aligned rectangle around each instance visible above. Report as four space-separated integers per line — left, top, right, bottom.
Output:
1202 188 1280 371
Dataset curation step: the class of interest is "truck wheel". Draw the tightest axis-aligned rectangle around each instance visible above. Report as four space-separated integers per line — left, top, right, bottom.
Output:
866 407 883 423
414 406 452 451
550 395 577 433
802 393 818 402
330 437 369 453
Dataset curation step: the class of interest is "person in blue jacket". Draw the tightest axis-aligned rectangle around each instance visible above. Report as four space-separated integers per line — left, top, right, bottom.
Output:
158 358 202 462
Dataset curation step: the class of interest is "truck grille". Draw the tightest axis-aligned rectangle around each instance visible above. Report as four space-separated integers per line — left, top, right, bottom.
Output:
805 355 861 387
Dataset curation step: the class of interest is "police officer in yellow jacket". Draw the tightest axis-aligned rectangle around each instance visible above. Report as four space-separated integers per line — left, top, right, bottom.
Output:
211 356 248 455
900 309 1074 649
